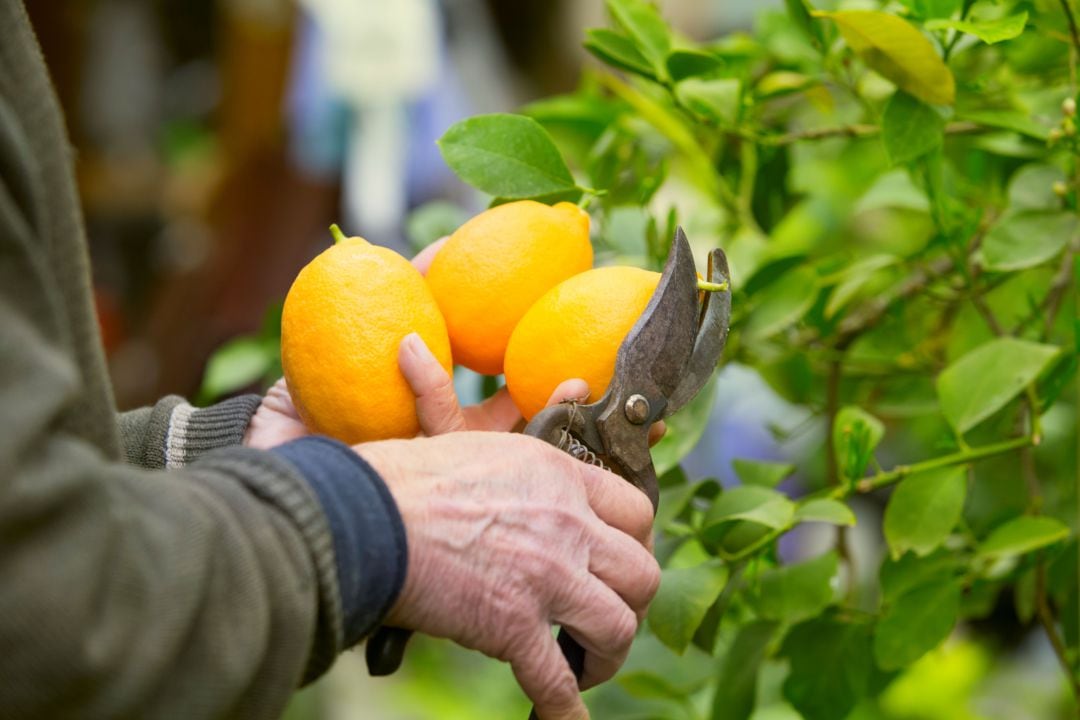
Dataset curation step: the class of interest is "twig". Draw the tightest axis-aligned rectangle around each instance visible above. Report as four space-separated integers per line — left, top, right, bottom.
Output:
824 359 853 583
795 255 956 349
1035 559 1080 705
765 122 982 146
850 435 1034 493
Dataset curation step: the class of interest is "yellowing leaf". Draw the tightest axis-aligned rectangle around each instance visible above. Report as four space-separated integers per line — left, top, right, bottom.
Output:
814 10 955 106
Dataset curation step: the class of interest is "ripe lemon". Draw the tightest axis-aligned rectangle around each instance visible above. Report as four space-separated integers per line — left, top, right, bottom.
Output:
425 200 593 375
504 266 660 420
281 235 452 443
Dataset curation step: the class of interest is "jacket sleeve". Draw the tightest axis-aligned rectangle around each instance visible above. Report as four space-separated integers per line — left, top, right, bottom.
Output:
118 394 263 469
0 137 406 720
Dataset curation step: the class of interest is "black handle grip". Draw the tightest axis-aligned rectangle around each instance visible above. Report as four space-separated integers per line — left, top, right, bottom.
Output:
365 626 413 676
528 628 586 720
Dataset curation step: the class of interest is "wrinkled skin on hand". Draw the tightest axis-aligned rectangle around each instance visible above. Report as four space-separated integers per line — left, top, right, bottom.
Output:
358 433 660 720
244 238 663 718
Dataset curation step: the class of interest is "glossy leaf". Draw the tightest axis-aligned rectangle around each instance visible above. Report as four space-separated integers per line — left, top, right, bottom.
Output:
652 376 716 475
200 337 275 401
977 515 1071 560
745 266 818 339
732 458 795 488
881 91 944 165
824 254 899 318
937 338 1061 434
655 479 719 531
675 78 742 126
438 114 582 200
585 28 657 79
709 621 778 720
795 499 857 527
666 49 724 81
884 467 967 559
926 12 1028 45
873 579 961 670
648 563 729 653
703 485 796 531
976 211 1077 272
758 552 839 622
1007 164 1067 210
880 550 958 603
814 10 955 105
606 0 671 81
959 110 1050 140
781 617 885 720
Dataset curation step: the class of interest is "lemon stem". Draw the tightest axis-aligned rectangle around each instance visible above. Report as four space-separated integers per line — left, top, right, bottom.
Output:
329 224 348 244
697 279 729 293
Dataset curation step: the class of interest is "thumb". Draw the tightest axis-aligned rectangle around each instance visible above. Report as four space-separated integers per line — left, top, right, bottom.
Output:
399 333 468 435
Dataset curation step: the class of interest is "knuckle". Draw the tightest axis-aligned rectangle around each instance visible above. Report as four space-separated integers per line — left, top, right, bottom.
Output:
640 554 662 604
610 605 638 651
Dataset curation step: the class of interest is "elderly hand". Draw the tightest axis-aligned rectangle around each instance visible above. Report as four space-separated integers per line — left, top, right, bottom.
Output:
357 432 660 720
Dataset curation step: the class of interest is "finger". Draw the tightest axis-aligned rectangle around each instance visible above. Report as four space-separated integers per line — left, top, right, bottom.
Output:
546 379 589 407
462 386 522 432
647 421 666 446
510 627 589 720
410 237 449 276
551 575 639 691
586 521 661 619
398 333 468 435
262 378 303 420
573 463 654 546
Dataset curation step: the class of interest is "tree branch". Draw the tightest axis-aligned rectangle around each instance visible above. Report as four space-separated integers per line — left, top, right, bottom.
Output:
765 122 982 146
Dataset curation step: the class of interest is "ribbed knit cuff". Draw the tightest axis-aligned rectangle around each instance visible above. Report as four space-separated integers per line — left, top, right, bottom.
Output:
271 436 408 648
164 395 262 468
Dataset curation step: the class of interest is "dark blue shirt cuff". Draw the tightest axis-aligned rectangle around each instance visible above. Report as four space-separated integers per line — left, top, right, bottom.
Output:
271 436 407 646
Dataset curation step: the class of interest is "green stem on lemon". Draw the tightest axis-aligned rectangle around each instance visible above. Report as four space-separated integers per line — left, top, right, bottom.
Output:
329 224 348 244
698 280 729 293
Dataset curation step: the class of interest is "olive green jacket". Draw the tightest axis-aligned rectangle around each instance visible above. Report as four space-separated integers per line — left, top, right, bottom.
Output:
0 2 404 718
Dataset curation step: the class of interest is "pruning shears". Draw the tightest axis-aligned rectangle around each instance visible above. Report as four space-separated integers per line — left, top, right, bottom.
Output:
366 229 733 717
522 227 731 718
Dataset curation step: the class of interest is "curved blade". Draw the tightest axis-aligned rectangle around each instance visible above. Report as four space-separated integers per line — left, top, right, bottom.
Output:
609 227 700 400
665 247 731 415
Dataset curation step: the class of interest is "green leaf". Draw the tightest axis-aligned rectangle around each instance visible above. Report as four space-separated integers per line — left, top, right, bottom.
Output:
606 0 672 81
666 49 724 82
881 91 945 166
200 337 275 401
745 266 818 339
758 552 839 622
883 467 967 559
647 563 728 653
675 78 742 126
732 458 795 488
976 211 1077 272
703 486 796 532
825 254 899 318
709 621 778 720
926 12 1028 45
785 0 823 47
438 114 582 200
814 10 955 105
879 549 958 603
652 376 716 475
584 28 657 80
616 634 718 701
833 406 885 484
781 617 885 720
898 0 961 19
655 479 719 531
405 201 469 252
1007 164 1067 210
936 337 1061 434
977 515 1071 560
795 499 857 527
958 110 1050 141
873 579 961 670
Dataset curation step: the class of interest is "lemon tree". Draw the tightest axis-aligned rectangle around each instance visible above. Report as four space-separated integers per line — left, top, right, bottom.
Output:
432 0 1080 717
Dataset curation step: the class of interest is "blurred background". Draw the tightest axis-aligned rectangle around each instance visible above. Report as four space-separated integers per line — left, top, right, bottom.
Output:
22 0 1073 718
25 0 771 411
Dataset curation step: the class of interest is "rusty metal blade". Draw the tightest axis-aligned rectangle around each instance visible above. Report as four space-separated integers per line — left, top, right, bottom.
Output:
665 247 731 415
